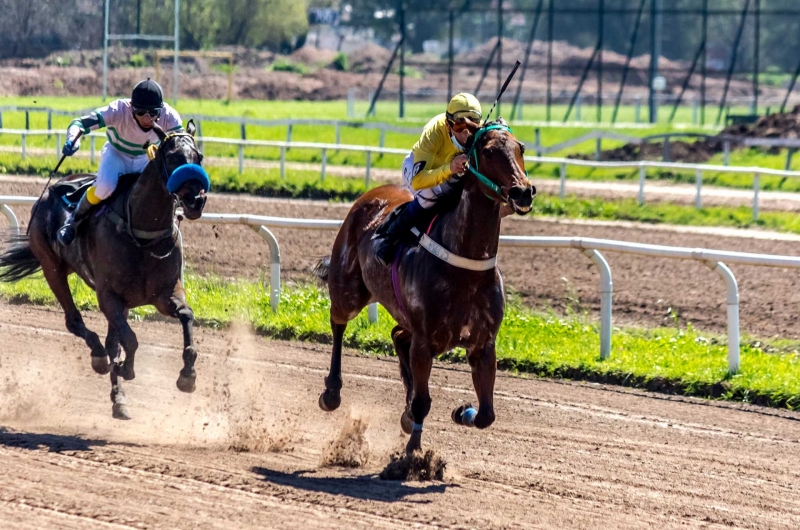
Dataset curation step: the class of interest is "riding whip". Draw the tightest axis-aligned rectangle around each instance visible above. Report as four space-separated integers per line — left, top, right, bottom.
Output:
28 131 83 234
482 60 522 126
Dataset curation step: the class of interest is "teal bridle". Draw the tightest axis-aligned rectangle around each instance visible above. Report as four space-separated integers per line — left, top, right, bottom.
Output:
465 124 529 204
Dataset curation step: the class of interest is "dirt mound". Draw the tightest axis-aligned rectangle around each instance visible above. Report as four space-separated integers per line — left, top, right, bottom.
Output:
577 107 800 163
720 106 800 139
348 43 393 74
379 449 446 481
290 46 337 66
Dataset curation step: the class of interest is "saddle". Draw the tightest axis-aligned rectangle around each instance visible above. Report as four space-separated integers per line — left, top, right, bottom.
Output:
52 173 140 211
51 173 174 245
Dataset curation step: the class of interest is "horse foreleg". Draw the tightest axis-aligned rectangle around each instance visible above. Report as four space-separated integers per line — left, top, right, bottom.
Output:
453 341 497 429
153 292 197 393
318 320 346 412
39 257 106 366
391 325 414 434
97 291 138 381
406 338 433 454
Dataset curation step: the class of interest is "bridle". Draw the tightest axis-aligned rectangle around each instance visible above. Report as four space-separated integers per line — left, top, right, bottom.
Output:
465 123 528 205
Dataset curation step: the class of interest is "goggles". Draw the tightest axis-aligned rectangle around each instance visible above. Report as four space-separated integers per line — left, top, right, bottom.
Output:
133 107 161 118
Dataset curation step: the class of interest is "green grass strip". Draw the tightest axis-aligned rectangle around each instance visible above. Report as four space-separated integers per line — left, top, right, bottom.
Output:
2 273 800 409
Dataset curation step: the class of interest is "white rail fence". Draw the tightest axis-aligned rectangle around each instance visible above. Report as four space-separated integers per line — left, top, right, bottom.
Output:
4 195 800 373
3 128 798 219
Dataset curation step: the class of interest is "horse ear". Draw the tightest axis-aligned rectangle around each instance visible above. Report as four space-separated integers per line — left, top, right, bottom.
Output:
496 117 508 126
186 119 196 137
150 122 167 142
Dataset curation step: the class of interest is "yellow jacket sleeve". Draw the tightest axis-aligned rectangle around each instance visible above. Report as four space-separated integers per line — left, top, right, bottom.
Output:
409 115 458 190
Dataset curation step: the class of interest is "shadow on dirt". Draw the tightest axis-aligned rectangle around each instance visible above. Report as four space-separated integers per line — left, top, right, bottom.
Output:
252 466 450 502
0 427 109 452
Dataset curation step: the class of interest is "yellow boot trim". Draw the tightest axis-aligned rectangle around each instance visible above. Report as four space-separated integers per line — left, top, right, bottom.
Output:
86 186 103 205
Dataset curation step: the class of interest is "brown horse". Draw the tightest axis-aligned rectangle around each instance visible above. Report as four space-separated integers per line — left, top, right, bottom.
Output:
315 120 535 454
0 122 208 420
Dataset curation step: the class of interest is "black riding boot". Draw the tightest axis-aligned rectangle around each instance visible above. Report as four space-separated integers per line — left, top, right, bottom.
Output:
57 192 96 247
373 199 432 267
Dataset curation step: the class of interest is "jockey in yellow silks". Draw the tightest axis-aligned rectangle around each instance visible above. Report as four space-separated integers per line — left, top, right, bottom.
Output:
373 92 482 266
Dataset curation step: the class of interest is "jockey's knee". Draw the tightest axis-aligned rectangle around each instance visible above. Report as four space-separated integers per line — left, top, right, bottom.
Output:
93 181 115 201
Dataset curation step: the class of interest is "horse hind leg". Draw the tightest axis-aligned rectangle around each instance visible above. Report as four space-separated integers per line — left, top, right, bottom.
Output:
97 290 137 419
38 253 106 368
319 320 346 412
318 253 371 413
391 325 415 435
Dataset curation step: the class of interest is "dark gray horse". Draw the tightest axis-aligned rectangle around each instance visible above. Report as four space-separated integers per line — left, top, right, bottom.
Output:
0 122 208 419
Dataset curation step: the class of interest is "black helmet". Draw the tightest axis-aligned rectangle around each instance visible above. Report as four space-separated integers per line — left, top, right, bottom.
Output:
131 78 163 110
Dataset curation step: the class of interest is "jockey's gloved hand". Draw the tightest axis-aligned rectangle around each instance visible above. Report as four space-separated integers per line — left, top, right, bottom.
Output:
62 138 80 156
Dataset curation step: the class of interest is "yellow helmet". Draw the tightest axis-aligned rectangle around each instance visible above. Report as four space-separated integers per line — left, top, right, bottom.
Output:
446 93 482 122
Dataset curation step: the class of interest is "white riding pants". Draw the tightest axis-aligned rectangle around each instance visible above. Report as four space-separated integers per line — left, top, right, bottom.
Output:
95 143 149 200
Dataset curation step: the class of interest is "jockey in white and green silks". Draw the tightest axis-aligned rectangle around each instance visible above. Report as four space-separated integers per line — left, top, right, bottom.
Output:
57 78 184 246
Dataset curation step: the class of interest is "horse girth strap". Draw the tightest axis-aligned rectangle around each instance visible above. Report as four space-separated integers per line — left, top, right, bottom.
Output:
410 227 497 271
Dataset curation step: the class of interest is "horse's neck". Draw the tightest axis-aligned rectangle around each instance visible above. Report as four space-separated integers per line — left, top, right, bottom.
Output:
128 165 174 231
437 177 501 260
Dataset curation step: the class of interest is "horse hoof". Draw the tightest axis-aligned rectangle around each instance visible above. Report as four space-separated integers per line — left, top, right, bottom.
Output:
91 355 111 375
112 403 132 420
176 374 196 393
451 403 477 426
400 410 414 435
318 389 341 412
118 364 135 381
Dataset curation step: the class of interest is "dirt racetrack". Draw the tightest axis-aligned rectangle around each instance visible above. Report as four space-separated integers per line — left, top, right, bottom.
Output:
2 176 800 339
2 301 800 529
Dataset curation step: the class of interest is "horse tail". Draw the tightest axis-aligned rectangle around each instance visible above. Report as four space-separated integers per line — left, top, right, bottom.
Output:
0 235 41 282
312 256 330 284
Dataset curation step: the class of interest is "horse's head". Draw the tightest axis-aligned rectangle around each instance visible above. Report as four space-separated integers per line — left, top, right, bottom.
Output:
147 120 208 220
466 118 536 215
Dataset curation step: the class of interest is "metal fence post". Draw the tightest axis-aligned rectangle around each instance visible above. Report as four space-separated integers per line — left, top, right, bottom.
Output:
595 137 602 161
47 110 52 139
365 151 372 187
638 165 646 204
367 303 379 324
280 146 286 180
0 111 3 129
583 249 613 360
56 133 61 157
238 143 244 174
286 124 293 151
21 133 26 160
634 96 641 123
695 168 703 209
723 140 730 166
559 162 567 199
753 172 760 220
704 261 740 373
251 225 281 312
535 128 542 156
240 123 246 141
320 148 327 181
